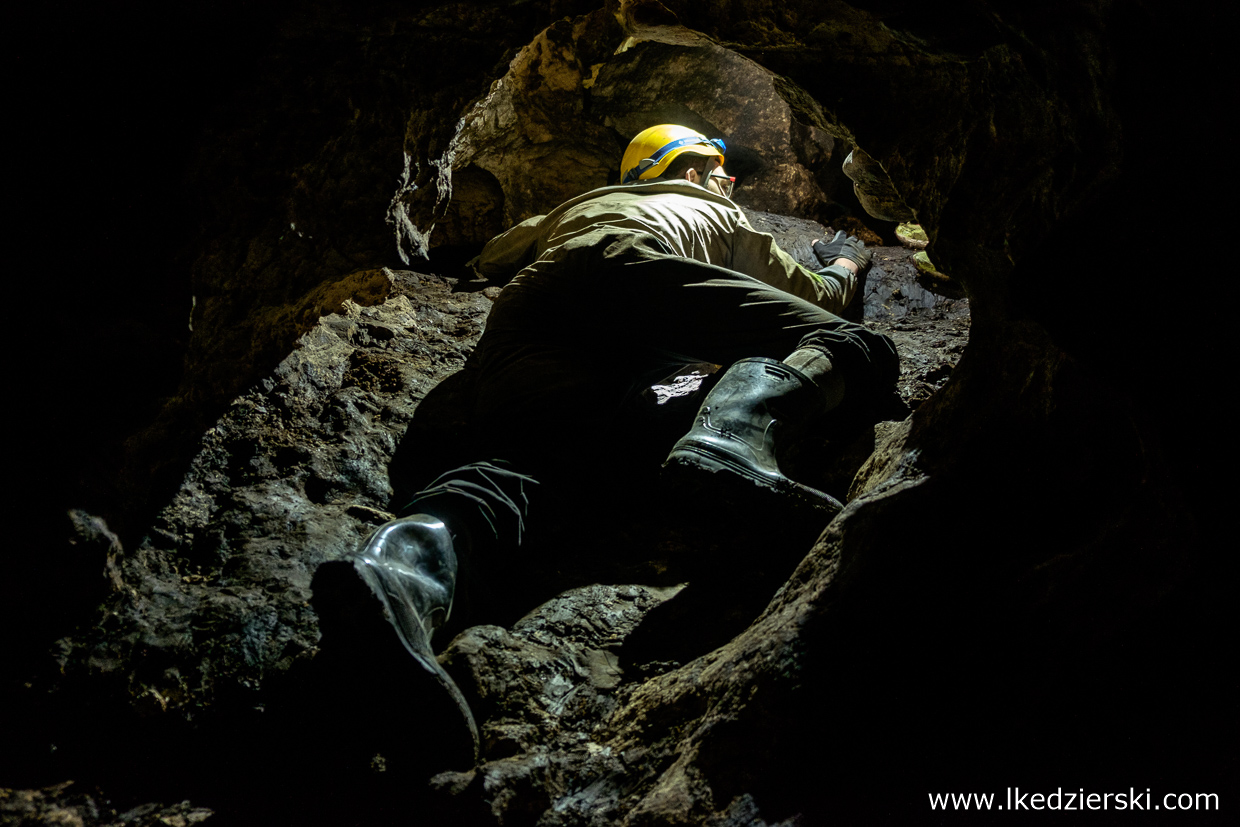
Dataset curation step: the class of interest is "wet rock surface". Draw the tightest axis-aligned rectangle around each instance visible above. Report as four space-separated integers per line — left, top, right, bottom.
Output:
10 0 1231 825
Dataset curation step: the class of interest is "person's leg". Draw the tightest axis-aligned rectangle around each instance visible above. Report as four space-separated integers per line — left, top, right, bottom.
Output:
475 230 900 514
662 356 847 513
480 229 899 415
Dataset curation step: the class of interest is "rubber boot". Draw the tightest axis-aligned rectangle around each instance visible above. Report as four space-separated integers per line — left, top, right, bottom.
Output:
663 357 843 515
353 515 458 662
310 514 479 773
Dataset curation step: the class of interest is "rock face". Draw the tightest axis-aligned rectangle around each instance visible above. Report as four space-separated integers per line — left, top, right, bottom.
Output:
591 41 846 219
444 21 856 245
49 270 492 721
9 0 1230 825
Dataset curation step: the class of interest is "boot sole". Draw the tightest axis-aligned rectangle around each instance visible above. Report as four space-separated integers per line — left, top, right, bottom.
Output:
664 442 843 518
309 559 479 774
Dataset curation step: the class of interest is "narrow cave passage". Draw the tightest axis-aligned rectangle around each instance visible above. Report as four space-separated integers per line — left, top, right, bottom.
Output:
421 31 972 414
7 0 1230 823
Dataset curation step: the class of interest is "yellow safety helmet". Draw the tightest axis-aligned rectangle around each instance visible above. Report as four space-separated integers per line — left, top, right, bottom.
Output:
620 124 727 184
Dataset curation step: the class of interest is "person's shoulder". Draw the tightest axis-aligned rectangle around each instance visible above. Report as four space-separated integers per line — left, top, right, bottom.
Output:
624 180 724 199
613 181 742 215
545 180 739 223
542 183 637 215
568 180 730 203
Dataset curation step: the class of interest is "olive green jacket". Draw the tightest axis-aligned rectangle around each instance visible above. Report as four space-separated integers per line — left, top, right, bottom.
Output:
472 180 855 314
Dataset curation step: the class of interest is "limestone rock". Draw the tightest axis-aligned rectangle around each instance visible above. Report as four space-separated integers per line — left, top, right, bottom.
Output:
448 12 626 234
841 146 916 222
47 271 492 725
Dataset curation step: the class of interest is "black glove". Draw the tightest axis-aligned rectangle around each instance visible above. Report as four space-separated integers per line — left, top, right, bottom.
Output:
813 230 872 274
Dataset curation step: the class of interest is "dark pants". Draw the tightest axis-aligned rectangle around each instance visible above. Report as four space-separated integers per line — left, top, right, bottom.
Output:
395 230 899 552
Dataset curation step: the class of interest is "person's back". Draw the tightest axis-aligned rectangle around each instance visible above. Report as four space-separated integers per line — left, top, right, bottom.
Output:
480 179 858 318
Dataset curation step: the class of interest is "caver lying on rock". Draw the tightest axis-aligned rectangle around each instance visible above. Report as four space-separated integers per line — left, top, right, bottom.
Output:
311 124 900 769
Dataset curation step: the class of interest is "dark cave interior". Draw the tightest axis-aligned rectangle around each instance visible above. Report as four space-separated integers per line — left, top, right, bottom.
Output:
9 1 1233 824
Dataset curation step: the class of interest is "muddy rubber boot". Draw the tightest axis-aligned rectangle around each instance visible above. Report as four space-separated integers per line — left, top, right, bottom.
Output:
310 514 479 774
663 357 844 516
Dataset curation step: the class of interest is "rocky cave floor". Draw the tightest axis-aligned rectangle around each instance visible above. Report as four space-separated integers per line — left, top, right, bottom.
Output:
746 210 970 416
2 212 969 826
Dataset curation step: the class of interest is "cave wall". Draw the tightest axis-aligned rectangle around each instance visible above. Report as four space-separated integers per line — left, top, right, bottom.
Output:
10 0 1231 823
443 29 850 242
126 1 611 528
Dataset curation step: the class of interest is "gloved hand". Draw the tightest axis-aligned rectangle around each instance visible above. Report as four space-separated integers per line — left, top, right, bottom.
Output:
813 230 872 274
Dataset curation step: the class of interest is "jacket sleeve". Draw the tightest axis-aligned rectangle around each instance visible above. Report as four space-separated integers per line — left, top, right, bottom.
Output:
728 220 857 315
470 214 546 280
